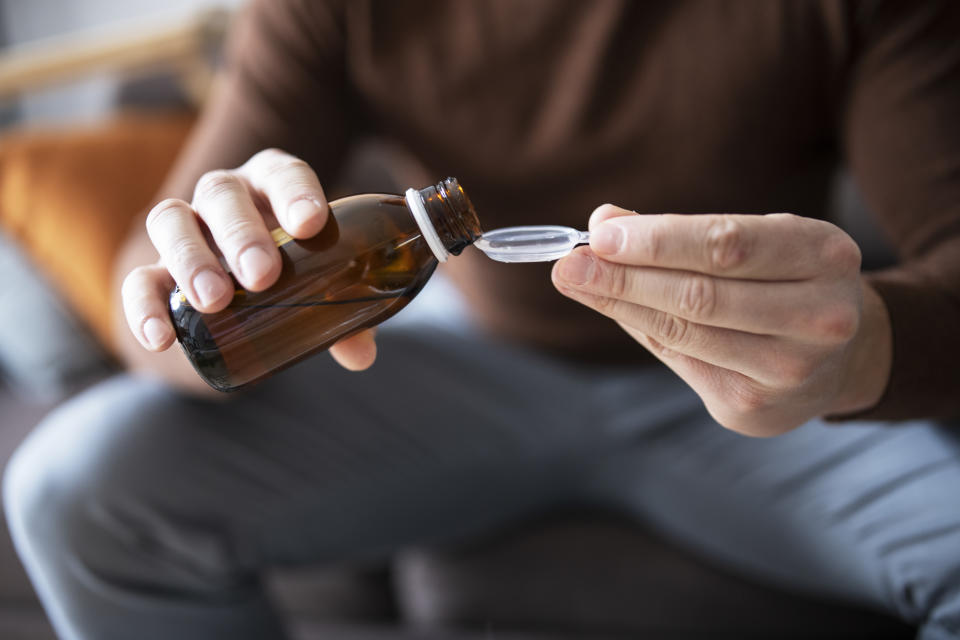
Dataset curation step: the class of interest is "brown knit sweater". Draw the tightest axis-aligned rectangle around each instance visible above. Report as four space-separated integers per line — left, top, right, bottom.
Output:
158 0 960 421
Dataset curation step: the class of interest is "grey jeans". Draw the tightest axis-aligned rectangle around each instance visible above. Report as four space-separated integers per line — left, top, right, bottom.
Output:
5 320 960 640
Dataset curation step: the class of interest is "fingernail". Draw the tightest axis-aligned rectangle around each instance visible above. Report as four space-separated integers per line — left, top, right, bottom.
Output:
193 269 229 307
238 245 274 282
143 317 171 349
288 198 321 229
557 252 594 286
592 223 623 255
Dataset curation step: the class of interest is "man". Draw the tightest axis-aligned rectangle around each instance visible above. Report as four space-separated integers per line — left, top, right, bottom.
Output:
6 1 960 638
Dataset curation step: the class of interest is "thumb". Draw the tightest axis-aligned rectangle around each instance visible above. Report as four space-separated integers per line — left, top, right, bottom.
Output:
329 329 378 371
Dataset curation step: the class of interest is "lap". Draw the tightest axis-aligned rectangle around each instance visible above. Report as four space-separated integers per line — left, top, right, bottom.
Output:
13 325 652 568
13 320 960 626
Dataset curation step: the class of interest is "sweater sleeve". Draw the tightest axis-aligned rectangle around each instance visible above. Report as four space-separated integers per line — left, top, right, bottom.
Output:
840 0 960 420
156 0 350 202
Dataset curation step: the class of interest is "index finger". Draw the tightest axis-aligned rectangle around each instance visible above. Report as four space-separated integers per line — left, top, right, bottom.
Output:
588 206 856 281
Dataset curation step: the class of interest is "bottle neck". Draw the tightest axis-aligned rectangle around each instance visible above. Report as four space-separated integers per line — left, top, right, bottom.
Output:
405 178 482 262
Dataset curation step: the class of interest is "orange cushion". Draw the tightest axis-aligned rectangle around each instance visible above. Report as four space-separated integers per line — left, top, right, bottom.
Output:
0 112 195 348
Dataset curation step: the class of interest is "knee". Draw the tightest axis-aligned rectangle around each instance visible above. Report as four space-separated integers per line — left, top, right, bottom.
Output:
881 517 960 630
4 401 111 561
5 377 245 589
4 378 188 568
5 416 64 540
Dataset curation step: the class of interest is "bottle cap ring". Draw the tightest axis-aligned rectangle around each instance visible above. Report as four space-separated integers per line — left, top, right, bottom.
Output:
405 188 449 263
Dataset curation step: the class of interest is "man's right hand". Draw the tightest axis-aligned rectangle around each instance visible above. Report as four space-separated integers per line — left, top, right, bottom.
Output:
118 148 378 389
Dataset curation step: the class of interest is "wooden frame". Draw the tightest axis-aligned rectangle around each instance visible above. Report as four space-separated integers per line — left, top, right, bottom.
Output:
0 7 231 105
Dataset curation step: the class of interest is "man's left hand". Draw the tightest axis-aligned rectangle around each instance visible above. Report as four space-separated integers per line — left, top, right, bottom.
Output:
552 205 892 436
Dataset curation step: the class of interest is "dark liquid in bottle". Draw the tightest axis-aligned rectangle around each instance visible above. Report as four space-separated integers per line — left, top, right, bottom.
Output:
169 195 436 391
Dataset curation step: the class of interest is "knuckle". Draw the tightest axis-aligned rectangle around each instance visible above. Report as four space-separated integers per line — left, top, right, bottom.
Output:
249 147 288 166
705 216 749 272
677 274 716 320
145 198 188 233
592 203 622 222
642 218 667 263
122 268 164 318
654 312 692 348
593 293 617 315
217 218 262 247
269 157 311 179
820 232 862 274
167 237 210 274
607 264 630 299
194 170 242 202
253 149 311 180
772 212 803 226
815 302 860 343
727 382 771 416
775 354 815 387
121 267 148 300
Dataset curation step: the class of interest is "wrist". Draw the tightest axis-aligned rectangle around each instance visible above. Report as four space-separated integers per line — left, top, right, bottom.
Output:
828 279 892 416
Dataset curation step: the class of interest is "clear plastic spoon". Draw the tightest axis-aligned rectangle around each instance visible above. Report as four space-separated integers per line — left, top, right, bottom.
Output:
473 225 591 263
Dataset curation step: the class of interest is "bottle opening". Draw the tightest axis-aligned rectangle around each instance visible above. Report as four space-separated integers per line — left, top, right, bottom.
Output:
406 178 482 262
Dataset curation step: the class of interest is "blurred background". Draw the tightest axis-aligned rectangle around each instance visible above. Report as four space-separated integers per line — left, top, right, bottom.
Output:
0 2 238 638
1 0 241 123
0 0 237 399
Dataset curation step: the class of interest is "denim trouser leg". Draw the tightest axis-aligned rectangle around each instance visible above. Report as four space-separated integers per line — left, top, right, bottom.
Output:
580 367 960 638
6 324 960 639
4 327 606 640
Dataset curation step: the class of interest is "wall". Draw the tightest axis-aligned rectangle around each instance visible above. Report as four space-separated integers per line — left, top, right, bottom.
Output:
0 0 245 124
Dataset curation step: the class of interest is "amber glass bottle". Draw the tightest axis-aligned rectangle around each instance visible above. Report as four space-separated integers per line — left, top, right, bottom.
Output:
169 178 481 391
